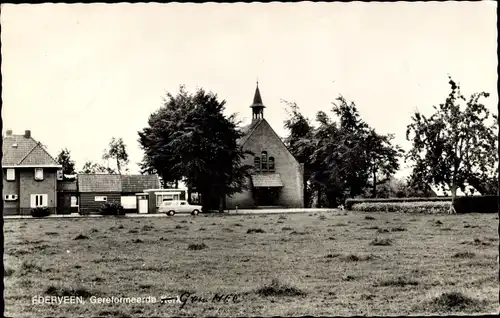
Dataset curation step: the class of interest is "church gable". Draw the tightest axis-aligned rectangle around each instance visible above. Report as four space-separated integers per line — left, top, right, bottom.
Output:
243 119 300 167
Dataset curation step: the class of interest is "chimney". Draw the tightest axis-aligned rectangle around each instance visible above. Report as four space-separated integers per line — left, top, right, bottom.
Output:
24 130 31 138
6 129 13 136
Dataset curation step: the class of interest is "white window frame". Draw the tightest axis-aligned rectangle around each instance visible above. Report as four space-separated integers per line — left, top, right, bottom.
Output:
94 196 107 202
31 194 48 208
6 168 15 181
71 196 79 207
34 168 44 181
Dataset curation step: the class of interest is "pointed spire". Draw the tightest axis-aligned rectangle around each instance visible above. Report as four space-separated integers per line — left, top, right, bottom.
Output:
250 81 265 121
252 82 264 106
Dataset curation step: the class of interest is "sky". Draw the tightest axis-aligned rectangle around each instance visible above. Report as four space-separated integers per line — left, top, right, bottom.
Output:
1 2 498 179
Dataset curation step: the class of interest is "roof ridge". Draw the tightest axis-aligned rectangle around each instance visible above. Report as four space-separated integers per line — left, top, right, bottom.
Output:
18 139 58 166
17 142 39 165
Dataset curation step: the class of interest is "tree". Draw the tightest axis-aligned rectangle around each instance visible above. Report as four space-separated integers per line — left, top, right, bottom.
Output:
56 148 76 175
138 86 253 212
103 137 129 175
406 77 497 210
283 100 315 207
364 130 404 197
283 95 403 207
79 161 116 174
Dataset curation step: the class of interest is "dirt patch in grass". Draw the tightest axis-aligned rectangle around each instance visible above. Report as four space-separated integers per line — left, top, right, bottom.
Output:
45 285 93 298
370 238 393 246
290 231 308 235
325 253 341 259
452 252 476 259
247 228 266 234
376 277 419 287
461 238 491 246
391 227 407 232
256 278 306 297
187 243 208 250
4 267 15 277
342 254 377 262
422 292 487 313
21 261 44 273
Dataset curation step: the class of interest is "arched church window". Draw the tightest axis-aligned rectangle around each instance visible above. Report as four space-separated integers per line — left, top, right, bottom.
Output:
261 151 268 171
268 157 275 171
254 156 261 172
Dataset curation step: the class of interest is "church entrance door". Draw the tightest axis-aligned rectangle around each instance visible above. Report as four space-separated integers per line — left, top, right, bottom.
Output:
254 187 280 206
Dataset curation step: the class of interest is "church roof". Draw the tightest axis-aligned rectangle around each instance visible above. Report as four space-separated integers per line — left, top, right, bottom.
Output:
237 118 264 146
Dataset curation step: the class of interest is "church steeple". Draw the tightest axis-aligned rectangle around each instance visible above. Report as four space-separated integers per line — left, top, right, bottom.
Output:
250 81 266 121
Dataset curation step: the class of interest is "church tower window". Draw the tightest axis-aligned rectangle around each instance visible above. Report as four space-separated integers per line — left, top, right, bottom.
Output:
254 156 261 172
268 157 275 172
261 151 268 171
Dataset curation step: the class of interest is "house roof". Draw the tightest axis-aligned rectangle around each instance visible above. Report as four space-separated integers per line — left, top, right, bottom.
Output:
76 174 161 193
121 175 160 193
2 133 59 167
77 174 122 192
251 173 284 187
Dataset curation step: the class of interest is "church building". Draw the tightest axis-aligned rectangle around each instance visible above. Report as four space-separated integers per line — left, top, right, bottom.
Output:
226 84 304 209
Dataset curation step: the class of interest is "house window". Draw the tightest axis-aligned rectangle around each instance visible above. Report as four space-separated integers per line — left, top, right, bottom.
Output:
6 169 15 181
94 196 107 202
254 156 261 172
268 157 275 171
261 151 268 171
34 168 44 181
30 194 48 208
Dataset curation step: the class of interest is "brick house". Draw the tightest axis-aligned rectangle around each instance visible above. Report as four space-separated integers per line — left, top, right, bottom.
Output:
2 130 63 215
77 174 161 213
225 84 304 209
77 174 122 214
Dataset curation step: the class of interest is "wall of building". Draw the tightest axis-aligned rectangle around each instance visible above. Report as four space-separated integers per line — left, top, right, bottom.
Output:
226 119 304 209
18 168 58 215
2 169 20 215
79 192 121 214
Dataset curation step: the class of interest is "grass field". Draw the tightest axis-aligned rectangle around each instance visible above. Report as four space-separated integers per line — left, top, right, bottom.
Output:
4 211 499 316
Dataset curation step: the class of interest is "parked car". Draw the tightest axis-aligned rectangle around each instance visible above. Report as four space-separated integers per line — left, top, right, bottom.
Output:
159 200 202 216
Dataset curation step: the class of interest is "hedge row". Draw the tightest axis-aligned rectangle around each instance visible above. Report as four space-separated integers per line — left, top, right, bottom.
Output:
351 201 451 214
345 197 451 210
453 195 498 213
347 195 499 213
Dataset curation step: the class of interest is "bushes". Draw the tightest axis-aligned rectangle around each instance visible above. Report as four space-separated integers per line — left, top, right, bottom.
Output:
98 202 125 216
346 197 451 210
351 201 450 214
347 195 498 213
453 195 498 213
30 207 51 217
